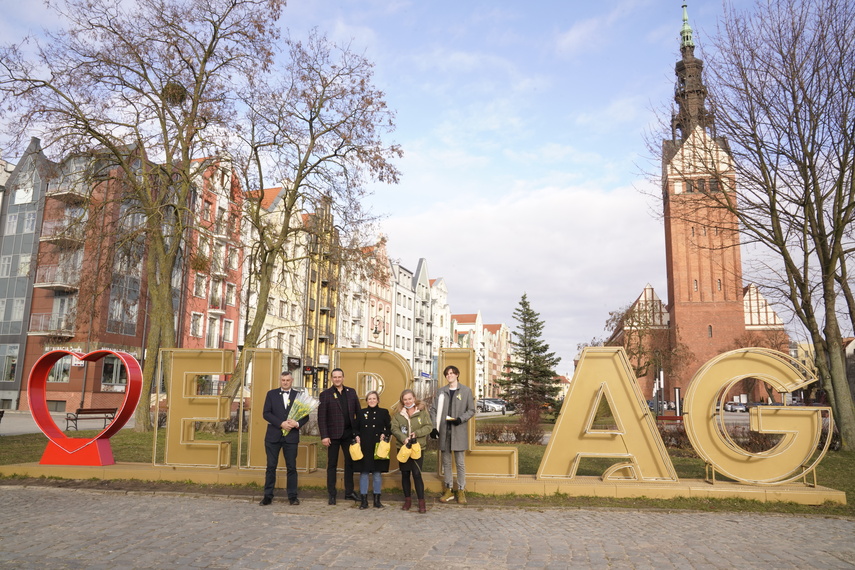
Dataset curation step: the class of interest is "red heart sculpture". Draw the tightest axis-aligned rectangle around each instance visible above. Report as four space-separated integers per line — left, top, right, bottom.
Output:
27 349 142 466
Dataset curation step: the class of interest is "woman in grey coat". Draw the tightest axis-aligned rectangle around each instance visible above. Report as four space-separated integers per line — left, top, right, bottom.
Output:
429 365 475 504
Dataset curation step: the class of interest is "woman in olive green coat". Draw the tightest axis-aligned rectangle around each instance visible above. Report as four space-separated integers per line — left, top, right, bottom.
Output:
390 389 433 513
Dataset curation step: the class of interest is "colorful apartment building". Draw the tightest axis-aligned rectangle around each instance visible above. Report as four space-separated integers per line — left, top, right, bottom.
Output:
0 142 245 412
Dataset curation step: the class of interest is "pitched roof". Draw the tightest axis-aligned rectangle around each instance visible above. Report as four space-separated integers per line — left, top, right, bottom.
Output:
453 313 478 323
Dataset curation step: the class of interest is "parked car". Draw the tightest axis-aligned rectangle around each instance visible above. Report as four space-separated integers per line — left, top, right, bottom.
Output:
494 398 514 412
476 399 505 413
724 401 748 412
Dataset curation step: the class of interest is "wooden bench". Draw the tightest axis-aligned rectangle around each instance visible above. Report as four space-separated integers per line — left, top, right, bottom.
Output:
66 408 117 431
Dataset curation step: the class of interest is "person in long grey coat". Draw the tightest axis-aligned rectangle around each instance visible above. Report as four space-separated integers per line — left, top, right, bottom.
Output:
429 364 475 504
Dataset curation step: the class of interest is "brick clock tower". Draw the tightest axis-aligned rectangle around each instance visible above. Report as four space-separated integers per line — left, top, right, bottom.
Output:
608 5 787 402
661 5 750 394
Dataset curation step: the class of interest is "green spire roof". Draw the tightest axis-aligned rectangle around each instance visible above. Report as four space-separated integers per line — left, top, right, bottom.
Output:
680 3 694 48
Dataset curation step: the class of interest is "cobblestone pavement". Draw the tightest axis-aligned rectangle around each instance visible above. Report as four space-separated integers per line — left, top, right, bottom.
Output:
1 486 852 569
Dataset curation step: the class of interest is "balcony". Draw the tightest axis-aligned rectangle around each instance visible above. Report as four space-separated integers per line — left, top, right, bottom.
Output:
29 312 75 338
208 295 226 315
40 220 84 247
34 265 80 291
46 183 88 204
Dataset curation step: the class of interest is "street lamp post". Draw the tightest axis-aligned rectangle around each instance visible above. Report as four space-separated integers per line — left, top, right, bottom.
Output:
372 317 387 349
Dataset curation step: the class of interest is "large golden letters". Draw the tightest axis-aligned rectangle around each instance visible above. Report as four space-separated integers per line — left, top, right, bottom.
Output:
538 347 676 481
683 348 832 484
156 347 833 488
163 350 233 468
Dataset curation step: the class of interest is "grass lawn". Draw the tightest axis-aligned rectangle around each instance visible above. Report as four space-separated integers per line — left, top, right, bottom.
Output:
1 428 852 517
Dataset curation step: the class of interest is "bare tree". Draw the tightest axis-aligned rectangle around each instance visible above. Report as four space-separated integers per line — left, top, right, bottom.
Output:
604 303 691 385
653 0 855 448
0 0 285 430
221 30 402 401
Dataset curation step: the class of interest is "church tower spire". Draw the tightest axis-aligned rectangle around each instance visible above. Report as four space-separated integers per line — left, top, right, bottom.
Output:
672 3 712 141
661 3 746 397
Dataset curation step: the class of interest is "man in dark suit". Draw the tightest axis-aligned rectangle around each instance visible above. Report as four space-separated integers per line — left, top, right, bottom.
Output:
260 371 308 506
318 367 360 504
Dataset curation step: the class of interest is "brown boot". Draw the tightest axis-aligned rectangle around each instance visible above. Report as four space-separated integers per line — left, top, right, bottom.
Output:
418 499 427 513
438 487 455 503
457 489 467 505
402 497 412 511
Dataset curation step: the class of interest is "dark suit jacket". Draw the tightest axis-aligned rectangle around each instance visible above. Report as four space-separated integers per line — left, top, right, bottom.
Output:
263 388 309 443
317 385 360 440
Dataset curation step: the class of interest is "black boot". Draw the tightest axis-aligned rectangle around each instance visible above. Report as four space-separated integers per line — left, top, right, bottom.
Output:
359 494 369 510
373 494 384 508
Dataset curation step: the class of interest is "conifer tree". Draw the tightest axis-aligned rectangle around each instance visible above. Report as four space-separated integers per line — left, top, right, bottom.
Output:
498 294 561 417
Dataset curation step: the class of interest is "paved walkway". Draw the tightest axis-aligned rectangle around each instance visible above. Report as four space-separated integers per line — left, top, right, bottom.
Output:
1 486 852 569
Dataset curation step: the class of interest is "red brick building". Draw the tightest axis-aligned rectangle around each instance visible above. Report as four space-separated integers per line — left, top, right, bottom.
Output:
12 152 243 413
610 7 787 403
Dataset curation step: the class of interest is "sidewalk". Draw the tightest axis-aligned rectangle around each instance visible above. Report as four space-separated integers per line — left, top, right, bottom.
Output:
1 485 853 568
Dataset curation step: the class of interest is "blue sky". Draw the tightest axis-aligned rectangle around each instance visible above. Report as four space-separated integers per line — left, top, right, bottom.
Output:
279 0 747 374
2 1 755 374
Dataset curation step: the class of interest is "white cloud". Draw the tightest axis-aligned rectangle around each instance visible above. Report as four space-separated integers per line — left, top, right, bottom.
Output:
555 0 651 58
378 180 666 373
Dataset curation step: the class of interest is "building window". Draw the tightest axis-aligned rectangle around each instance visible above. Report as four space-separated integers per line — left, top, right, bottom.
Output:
194 274 207 297
13 182 33 205
190 313 203 337
279 300 287 318
11 298 25 322
107 274 140 336
17 254 31 277
717 279 722 291
227 248 239 270
198 236 210 258
709 179 720 192
101 356 128 386
267 297 275 315
225 282 236 306
202 200 212 221
5 214 18 235
23 212 37 233
708 325 713 338
291 303 298 320
0 256 12 278
210 278 222 308
277 332 284 350
0 344 18 382
206 317 220 348
223 319 233 343
48 355 73 382
693 279 698 292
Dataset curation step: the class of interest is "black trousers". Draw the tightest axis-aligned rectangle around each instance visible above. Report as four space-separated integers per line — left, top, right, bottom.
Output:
264 439 298 499
326 437 354 496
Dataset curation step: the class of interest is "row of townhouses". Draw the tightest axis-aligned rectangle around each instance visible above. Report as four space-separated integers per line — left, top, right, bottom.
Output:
0 138 512 414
